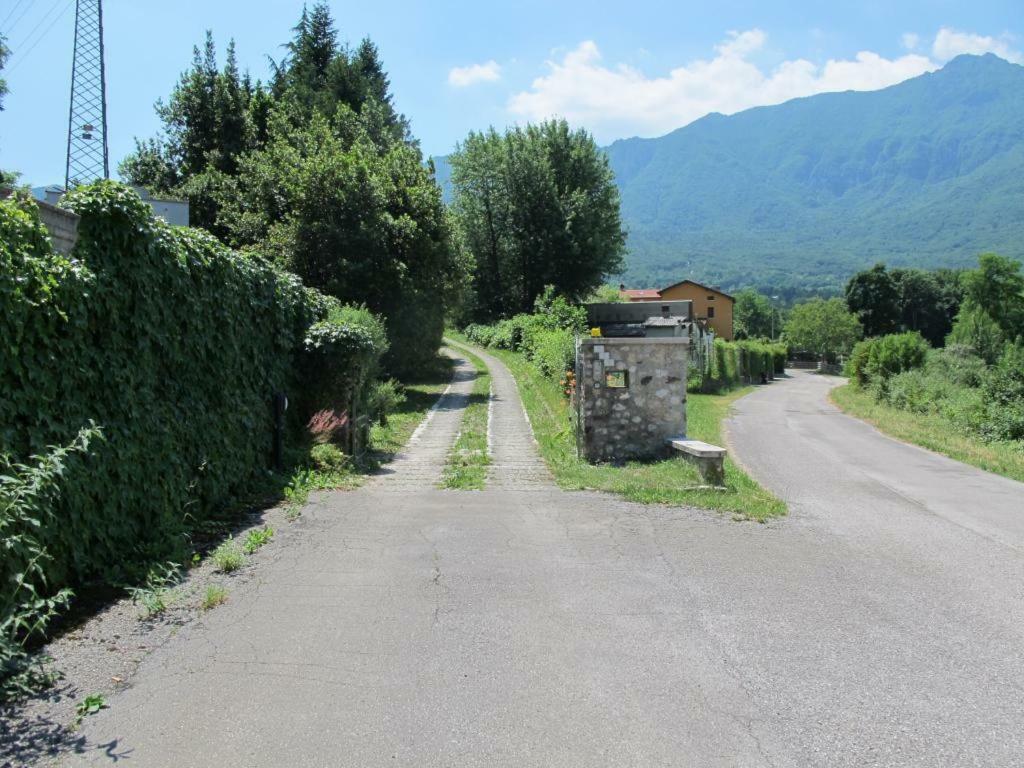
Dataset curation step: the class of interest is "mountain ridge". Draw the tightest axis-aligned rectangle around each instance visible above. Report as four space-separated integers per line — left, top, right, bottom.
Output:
434 54 1024 295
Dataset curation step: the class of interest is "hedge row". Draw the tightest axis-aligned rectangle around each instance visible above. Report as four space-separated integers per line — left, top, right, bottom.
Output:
690 339 788 392
845 332 1024 442
463 293 584 381
1 183 381 604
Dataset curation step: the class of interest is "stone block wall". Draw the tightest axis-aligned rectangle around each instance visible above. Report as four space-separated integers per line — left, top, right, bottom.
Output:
576 338 689 463
37 200 80 255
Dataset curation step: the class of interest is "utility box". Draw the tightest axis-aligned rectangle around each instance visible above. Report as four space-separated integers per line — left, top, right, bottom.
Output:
575 337 689 463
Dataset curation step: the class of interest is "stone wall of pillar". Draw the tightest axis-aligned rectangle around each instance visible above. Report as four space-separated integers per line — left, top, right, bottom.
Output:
575 338 689 463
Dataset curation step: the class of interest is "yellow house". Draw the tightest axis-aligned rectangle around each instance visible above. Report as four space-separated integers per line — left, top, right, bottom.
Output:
622 279 735 340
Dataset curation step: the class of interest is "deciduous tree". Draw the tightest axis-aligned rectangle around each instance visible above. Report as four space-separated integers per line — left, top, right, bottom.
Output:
784 298 862 362
451 120 626 322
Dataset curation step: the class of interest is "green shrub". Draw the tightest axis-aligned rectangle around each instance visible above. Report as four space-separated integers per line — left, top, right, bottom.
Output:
981 342 1024 441
1 429 95 699
847 332 929 392
243 526 274 554
212 542 245 573
947 303 1005 364
308 443 349 473
366 379 406 426
846 339 875 386
531 329 576 379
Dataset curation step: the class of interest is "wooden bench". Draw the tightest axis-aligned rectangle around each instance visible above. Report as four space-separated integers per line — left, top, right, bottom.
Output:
668 438 727 487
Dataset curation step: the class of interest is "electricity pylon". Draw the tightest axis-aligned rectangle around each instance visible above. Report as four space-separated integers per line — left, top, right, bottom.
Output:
65 0 108 188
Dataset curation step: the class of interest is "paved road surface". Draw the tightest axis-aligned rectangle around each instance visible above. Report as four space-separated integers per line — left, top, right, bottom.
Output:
66 363 1024 767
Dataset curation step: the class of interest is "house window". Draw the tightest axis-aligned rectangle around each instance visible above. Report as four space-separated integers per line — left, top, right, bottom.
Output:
708 306 716 319
707 295 716 301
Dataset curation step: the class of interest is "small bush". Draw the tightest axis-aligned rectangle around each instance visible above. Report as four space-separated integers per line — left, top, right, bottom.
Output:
212 542 245 573
308 443 349 473
367 379 406 426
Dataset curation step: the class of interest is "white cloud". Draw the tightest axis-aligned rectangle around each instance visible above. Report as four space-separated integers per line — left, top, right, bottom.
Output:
508 31 937 142
932 27 1021 63
448 60 502 87
902 33 920 51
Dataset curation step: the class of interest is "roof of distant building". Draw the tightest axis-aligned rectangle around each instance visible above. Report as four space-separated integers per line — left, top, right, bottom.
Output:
621 288 662 300
660 279 734 301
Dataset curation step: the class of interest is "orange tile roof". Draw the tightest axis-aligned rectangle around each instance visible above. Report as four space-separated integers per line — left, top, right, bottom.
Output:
621 289 662 299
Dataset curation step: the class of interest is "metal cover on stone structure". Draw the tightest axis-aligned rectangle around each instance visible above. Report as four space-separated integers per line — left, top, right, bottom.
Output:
575 337 690 463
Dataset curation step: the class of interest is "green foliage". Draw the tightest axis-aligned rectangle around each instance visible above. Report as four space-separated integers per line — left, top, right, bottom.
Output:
982 342 1024 441
850 332 1024 446
783 298 863 362
733 289 781 340
243 526 274 554
848 332 931 394
308 443 349 473
694 338 787 392
75 693 107 723
947 303 1006 364
2 185 377 666
1 428 96 700
960 253 1024 340
585 284 626 303
123 6 462 376
221 110 467 376
126 563 182 619
202 584 228 610
0 34 9 112
212 542 245 573
845 264 901 338
463 296 584 384
451 121 626 322
366 379 406 426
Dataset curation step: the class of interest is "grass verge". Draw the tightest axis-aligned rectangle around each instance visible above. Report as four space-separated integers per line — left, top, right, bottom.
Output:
447 333 785 521
831 384 1024 483
441 346 492 489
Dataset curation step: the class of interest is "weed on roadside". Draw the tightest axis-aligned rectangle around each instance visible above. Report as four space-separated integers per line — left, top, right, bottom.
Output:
201 584 229 611
125 563 181 618
74 693 107 726
243 526 274 554
212 542 245 573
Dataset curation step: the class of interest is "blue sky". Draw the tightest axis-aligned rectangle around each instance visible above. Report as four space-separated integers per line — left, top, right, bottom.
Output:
1 0 1021 186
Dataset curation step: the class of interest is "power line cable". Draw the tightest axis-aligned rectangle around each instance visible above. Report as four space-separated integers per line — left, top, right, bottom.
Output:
7 0 74 74
2 0 34 35
9 0 68 52
1 0 32 31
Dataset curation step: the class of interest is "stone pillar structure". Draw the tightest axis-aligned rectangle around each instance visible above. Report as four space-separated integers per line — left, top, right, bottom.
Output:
575 337 689 463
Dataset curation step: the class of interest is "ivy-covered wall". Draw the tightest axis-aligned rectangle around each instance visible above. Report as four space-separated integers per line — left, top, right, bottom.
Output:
0 183 343 587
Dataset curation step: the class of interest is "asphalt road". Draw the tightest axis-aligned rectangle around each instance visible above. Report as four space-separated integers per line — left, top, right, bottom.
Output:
65 366 1024 767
